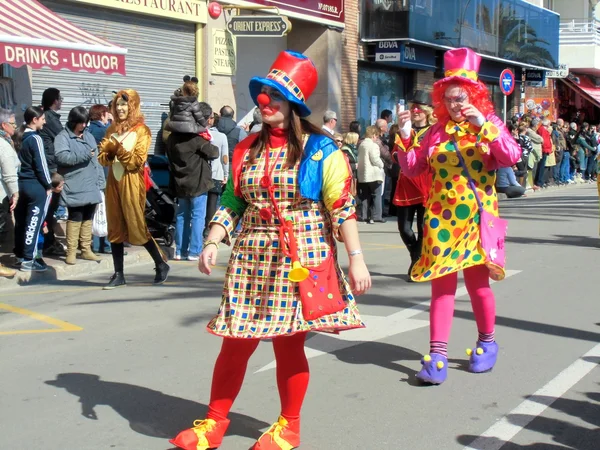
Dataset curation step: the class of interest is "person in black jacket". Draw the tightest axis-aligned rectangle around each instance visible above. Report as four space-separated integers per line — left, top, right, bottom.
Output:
38 87 65 256
165 85 218 260
13 107 60 272
167 83 205 135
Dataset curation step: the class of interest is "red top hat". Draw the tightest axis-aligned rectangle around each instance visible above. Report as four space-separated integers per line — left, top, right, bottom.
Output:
249 51 318 117
433 47 482 88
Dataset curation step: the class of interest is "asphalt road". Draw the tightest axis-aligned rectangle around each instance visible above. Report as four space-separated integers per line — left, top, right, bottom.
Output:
1 184 599 450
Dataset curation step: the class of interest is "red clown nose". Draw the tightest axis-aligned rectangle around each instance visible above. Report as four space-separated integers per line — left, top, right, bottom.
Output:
257 93 271 106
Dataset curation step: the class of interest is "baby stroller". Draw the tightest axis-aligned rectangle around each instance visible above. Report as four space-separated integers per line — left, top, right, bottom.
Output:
145 159 176 246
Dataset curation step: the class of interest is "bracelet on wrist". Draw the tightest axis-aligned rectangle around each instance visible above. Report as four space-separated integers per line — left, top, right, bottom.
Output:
203 240 220 250
349 249 363 257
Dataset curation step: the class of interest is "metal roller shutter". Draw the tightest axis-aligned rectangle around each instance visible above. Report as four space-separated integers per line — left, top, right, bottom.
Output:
32 0 196 154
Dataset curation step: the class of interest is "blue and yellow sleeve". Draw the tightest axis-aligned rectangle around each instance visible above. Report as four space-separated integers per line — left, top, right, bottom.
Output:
322 149 356 241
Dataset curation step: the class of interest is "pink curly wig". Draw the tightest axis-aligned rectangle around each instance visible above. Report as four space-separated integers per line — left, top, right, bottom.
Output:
433 80 495 124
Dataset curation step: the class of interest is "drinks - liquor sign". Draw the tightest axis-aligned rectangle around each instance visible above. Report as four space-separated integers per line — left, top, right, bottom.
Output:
227 16 291 37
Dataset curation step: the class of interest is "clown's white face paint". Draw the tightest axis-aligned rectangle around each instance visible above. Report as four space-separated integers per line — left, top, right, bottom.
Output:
259 85 291 129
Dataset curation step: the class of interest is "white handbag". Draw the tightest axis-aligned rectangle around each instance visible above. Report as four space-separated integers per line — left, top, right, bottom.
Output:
92 191 108 237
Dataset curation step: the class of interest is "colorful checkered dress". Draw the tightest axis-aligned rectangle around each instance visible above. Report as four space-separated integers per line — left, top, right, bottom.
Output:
207 145 364 339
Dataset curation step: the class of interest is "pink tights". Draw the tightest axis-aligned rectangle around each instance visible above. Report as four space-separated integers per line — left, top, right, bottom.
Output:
430 265 496 348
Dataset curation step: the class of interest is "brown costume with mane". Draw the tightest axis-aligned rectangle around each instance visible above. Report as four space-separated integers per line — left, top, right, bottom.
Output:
98 89 152 245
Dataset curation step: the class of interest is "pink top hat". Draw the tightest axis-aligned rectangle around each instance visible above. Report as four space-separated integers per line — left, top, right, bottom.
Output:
433 47 482 88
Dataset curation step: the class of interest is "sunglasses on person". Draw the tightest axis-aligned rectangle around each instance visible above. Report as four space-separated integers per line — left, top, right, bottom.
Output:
335 139 343 143
443 94 469 106
410 105 425 114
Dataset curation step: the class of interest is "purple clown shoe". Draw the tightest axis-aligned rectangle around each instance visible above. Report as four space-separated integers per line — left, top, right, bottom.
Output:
416 353 448 385
467 341 499 373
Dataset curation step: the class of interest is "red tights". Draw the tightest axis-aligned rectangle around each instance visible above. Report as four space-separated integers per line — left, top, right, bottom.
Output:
207 332 309 422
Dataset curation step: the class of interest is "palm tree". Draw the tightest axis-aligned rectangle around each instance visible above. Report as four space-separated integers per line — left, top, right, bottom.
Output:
497 4 557 68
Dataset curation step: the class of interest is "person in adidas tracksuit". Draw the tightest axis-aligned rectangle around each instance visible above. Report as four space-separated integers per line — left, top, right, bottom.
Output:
13 106 55 272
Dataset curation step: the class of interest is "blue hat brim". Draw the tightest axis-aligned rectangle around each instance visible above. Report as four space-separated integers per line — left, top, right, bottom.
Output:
249 77 311 117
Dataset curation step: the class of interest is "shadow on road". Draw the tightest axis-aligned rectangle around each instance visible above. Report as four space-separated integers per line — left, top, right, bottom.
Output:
330 340 422 384
456 391 600 449
45 373 269 441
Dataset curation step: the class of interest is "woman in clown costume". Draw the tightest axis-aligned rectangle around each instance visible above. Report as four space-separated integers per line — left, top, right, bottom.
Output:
392 90 436 279
170 51 370 450
396 48 521 385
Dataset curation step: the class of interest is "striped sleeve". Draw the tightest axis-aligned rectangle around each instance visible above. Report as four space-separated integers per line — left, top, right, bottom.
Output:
32 134 52 189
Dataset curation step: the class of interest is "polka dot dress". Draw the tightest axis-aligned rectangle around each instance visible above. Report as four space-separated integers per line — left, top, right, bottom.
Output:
412 121 502 282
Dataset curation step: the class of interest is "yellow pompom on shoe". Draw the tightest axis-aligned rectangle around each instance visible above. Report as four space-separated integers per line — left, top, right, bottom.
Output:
416 353 448 385
467 341 499 374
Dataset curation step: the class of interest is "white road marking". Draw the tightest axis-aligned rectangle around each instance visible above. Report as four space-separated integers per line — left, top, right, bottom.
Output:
255 270 521 373
463 341 600 450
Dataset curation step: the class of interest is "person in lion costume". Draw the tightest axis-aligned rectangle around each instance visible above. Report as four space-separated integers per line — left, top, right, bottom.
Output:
98 89 170 289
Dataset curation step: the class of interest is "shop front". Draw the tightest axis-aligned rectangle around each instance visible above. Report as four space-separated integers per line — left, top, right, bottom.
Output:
29 0 207 153
358 39 520 127
557 72 600 124
0 0 128 121
357 41 436 129
204 0 345 125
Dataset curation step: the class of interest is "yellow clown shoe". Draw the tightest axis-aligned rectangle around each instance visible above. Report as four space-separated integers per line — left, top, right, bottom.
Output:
169 418 230 450
249 416 300 450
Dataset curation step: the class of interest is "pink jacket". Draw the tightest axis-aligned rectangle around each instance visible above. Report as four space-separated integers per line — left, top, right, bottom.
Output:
397 114 521 177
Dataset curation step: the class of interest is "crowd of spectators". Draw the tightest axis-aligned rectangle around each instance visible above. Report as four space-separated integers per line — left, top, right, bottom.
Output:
505 115 599 198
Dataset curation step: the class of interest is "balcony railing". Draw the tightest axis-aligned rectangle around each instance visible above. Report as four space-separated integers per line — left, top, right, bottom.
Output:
559 19 600 46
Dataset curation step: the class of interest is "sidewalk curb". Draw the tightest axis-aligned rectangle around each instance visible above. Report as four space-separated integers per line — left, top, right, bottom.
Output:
497 181 592 201
0 246 170 289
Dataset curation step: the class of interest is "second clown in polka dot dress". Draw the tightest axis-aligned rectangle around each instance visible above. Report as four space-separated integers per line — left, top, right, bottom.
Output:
412 120 502 282
396 47 521 386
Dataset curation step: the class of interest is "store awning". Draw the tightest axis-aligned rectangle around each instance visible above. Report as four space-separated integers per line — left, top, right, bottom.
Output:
562 72 600 108
0 0 127 75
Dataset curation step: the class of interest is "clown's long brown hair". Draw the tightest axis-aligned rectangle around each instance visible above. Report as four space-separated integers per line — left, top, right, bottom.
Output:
111 89 144 135
248 106 326 167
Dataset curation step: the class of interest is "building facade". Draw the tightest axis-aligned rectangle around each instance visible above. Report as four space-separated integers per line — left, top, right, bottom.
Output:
551 0 600 123
345 0 559 130
18 0 206 154
203 0 346 130
2 0 350 153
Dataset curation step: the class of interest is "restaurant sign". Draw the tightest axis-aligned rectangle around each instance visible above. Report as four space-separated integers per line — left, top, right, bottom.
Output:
221 0 344 27
69 0 208 23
